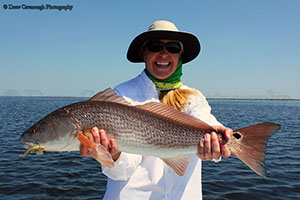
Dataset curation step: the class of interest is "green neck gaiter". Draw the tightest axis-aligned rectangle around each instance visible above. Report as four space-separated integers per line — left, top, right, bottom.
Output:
145 57 183 90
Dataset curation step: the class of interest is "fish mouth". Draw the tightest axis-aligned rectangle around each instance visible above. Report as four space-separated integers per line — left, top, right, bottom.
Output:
20 143 45 157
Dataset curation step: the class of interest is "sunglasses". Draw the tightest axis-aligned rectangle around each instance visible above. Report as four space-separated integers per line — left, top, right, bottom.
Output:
145 41 182 54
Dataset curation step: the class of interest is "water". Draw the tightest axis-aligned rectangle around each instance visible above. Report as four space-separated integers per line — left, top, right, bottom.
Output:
0 97 299 200
203 100 300 200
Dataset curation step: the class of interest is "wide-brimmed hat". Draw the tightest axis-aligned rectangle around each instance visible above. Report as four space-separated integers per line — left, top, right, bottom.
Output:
127 20 200 64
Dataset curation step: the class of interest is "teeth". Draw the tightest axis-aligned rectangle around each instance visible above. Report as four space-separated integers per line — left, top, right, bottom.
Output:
156 62 169 66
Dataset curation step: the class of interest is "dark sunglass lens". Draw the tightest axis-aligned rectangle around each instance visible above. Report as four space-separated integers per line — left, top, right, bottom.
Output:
165 42 181 53
146 41 181 53
147 42 164 52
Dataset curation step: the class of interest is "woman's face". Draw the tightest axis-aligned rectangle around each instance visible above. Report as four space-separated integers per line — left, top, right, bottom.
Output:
142 40 183 79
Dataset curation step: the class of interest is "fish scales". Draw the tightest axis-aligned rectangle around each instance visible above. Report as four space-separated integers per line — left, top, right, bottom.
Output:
20 88 281 176
65 101 205 156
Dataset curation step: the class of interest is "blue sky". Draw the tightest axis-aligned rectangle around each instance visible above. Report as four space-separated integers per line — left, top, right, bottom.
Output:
1 0 299 98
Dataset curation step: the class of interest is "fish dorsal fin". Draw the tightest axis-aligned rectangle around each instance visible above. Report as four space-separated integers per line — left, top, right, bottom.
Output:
136 102 214 132
162 156 189 176
89 88 130 106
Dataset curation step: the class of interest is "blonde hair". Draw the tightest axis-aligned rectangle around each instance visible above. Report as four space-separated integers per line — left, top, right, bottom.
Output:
159 88 198 111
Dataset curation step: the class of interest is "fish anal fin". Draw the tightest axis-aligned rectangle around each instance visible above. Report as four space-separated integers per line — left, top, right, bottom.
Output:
77 132 114 168
88 88 130 106
162 156 189 176
137 102 214 132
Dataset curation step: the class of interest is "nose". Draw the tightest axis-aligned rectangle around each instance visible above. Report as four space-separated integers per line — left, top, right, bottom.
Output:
158 47 168 56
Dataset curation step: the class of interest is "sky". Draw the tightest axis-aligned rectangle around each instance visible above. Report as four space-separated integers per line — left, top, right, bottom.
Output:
1 0 299 98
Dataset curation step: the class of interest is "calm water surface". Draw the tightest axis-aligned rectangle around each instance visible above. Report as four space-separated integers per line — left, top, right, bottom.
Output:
0 97 299 200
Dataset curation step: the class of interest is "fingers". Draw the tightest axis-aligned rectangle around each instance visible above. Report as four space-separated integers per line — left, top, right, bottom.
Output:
224 128 233 140
98 130 121 161
197 137 205 160
91 127 101 143
204 134 212 160
80 127 107 157
99 129 109 148
221 142 231 158
110 139 121 161
211 132 221 159
197 132 230 161
91 127 109 149
109 139 118 154
198 133 216 160
80 143 90 156
212 126 233 140
80 127 121 161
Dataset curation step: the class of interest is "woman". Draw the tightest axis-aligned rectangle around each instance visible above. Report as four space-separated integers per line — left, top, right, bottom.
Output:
81 20 233 200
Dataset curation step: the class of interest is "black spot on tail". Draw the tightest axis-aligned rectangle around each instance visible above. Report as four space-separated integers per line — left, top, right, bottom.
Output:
233 133 241 139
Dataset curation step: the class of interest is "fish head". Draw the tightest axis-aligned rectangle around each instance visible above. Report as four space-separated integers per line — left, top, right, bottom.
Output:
20 108 80 152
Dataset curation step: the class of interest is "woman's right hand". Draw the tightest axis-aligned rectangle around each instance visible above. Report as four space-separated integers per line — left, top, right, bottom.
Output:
80 127 121 161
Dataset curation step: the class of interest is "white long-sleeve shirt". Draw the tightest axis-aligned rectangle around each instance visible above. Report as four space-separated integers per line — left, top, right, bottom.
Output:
102 70 221 200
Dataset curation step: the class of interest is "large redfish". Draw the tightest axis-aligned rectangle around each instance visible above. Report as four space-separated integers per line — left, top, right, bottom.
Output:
20 88 280 176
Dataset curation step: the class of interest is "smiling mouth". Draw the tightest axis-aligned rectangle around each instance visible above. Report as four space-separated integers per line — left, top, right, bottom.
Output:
155 62 171 67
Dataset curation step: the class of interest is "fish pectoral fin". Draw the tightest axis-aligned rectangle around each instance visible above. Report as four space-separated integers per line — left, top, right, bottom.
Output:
162 156 189 176
77 132 97 149
88 145 115 168
77 132 115 168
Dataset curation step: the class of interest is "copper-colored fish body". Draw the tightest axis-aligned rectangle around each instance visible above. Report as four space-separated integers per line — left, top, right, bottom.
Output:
20 88 281 176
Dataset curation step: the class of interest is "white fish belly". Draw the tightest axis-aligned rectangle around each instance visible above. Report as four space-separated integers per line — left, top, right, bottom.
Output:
118 142 197 158
43 135 80 152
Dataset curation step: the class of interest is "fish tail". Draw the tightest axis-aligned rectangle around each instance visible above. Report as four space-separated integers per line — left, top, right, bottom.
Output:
228 122 280 176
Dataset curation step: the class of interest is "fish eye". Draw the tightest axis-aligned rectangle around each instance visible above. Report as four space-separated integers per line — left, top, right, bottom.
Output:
31 129 36 134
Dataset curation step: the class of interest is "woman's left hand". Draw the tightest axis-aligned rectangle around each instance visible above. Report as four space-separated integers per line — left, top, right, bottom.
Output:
197 126 233 160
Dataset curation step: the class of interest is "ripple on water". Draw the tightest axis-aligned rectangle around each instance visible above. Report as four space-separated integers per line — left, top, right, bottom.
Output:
1 98 300 199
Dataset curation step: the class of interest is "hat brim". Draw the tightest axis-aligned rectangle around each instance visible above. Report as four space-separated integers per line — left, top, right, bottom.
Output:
127 30 200 64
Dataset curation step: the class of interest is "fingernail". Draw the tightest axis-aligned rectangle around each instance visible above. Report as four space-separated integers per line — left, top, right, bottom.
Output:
225 133 230 140
92 127 98 133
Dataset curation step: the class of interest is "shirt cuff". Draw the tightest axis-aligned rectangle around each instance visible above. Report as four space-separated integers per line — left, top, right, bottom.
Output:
102 152 142 181
212 157 222 163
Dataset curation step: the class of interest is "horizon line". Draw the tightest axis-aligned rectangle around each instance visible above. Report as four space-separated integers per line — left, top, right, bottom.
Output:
1 95 299 101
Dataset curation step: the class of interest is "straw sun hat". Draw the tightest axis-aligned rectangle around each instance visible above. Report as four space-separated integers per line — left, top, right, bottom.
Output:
127 20 200 64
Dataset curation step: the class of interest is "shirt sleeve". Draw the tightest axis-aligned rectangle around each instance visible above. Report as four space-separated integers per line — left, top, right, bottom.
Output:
101 152 142 181
185 91 222 126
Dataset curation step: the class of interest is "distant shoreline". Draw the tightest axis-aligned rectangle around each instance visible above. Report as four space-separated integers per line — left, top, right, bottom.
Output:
1 96 300 101
207 98 300 101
